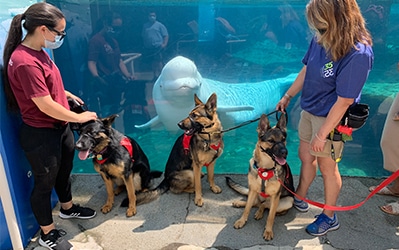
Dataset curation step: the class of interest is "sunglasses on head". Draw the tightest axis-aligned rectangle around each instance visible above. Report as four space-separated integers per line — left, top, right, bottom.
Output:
46 26 66 40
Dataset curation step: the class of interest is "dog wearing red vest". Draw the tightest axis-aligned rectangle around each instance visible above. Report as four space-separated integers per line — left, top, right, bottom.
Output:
137 93 223 207
74 115 161 217
226 113 294 240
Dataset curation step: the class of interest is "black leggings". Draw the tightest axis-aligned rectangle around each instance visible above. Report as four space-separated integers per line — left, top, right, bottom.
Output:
19 123 74 226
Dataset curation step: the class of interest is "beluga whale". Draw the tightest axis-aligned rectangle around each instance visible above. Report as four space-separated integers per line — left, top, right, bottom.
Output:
135 56 297 132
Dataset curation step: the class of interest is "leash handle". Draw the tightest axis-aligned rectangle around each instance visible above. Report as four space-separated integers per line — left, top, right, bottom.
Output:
279 169 399 211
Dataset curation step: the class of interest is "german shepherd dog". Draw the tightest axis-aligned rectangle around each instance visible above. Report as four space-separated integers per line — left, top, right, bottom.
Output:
226 113 294 240
74 115 161 217
137 93 223 207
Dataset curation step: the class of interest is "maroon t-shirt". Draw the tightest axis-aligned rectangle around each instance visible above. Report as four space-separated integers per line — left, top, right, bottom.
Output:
7 45 69 128
87 33 121 76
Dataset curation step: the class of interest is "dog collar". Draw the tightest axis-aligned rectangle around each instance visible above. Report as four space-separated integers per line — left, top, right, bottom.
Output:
182 134 221 153
182 134 220 167
209 141 221 151
95 148 108 164
95 137 133 164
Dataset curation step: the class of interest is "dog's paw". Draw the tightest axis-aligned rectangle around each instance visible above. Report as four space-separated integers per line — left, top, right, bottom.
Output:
126 207 137 217
232 200 246 208
101 204 113 214
263 230 274 241
254 209 264 220
210 185 222 194
194 197 203 207
233 219 246 229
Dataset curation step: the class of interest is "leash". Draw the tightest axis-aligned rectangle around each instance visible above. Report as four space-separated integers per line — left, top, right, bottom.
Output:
278 169 399 211
221 110 283 133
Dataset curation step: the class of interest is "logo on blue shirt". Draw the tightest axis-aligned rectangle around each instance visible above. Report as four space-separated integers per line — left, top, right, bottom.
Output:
321 61 334 78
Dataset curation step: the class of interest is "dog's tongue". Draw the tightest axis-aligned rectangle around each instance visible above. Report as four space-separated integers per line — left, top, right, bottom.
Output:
78 150 90 160
275 156 286 166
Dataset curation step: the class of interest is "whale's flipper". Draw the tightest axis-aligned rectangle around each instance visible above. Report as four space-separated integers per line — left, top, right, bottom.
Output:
218 105 255 113
135 116 160 129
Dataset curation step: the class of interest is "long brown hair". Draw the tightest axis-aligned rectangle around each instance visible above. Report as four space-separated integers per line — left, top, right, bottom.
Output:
306 0 373 61
2 2 64 112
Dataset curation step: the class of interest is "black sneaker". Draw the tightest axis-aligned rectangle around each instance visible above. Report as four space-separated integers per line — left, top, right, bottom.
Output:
39 229 73 250
59 204 96 219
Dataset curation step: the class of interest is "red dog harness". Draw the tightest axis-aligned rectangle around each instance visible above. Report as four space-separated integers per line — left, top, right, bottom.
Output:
182 134 221 166
95 137 133 164
255 162 290 198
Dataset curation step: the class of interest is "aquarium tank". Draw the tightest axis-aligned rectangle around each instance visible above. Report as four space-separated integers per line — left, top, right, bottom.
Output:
1 0 398 177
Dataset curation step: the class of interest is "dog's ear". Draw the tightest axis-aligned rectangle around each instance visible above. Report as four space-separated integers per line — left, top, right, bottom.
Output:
276 113 287 132
257 114 270 137
101 114 119 128
194 94 203 106
205 93 217 112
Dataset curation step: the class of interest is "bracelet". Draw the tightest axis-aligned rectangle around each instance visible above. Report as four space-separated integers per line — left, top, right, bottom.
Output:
315 133 327 143
284 93 293 100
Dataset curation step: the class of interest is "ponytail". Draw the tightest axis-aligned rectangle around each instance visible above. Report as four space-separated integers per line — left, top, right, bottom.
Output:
2 14 24 112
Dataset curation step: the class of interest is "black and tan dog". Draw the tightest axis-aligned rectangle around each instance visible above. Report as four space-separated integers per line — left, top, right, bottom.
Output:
75 114 161 217
226 113 294 240
137 93 223 207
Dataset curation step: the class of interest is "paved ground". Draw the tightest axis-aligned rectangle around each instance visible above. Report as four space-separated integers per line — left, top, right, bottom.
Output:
25 174 399 250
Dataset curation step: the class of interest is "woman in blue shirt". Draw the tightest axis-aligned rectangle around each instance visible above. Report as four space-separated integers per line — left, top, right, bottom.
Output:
276 0 373 236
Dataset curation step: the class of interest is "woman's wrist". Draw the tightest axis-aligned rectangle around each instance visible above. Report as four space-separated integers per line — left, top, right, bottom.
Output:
284 92 293 100
315 133 327 142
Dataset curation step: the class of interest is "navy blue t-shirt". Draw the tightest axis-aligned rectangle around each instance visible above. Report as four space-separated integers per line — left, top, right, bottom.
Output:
301 37 374 117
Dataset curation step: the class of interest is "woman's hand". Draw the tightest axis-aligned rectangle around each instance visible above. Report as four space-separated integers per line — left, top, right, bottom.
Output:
311 133 327 152
77 111 97 123
276 93 292 113
65 91 84 105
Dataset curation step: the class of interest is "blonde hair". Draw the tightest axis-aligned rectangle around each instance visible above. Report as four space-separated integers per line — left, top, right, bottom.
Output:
306 0 372 61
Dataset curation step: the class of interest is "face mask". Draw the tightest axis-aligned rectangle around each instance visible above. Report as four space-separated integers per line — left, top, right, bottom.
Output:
112 26 122 36
44 35 64 49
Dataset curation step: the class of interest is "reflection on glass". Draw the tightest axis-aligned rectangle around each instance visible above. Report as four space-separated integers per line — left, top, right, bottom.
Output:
1 0 398 178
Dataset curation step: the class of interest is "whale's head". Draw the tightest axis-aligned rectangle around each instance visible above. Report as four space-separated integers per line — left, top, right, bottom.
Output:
154 56 202 104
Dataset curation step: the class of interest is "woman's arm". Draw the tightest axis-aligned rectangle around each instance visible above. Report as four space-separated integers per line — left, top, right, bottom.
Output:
276 65 306 112
32 95 97 123
311 96 354 152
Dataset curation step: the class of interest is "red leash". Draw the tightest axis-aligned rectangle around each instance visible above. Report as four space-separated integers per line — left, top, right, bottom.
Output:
279 169 399 211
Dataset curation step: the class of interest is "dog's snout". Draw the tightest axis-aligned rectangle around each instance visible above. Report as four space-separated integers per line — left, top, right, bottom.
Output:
273 142 288 158
177 121 184 129
75 140 83 150
280 147 288 158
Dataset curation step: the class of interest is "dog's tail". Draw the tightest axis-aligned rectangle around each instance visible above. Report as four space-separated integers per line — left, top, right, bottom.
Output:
121 178 170 207
225 176 249 196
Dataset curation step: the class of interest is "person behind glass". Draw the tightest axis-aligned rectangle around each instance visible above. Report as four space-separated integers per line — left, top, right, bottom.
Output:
141 11 169 81
276 0 373 236
368 62 399 215
88 12 134 114
2 3 98 250
277 3 308 49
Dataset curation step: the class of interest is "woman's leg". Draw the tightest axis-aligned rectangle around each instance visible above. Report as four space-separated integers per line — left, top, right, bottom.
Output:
296 140 317 198
317 156 342 217
55 126 74 209
19 125 61 233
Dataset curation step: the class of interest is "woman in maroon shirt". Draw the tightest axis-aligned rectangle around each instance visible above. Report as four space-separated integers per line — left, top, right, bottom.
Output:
3 3 97 250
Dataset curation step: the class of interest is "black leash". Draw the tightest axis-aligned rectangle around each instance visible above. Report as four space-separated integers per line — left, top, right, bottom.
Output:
221 110 286 133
